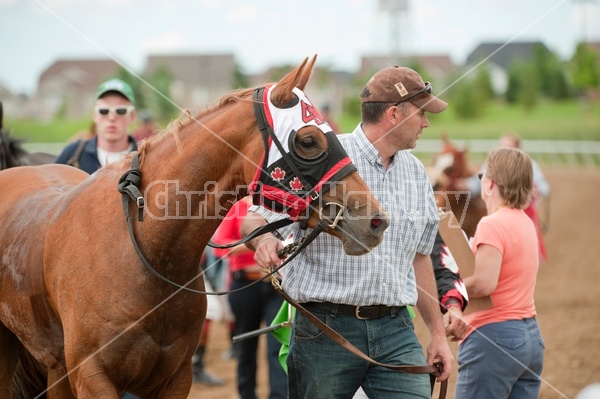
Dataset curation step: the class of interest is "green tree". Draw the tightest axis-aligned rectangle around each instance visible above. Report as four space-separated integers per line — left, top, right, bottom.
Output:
474 65 495 102
449 78 486 119
148 66 177 123
444 68 489 120
505 61 540 111
232 63 249 89
113 66 147 110
533 44 571 99
570 42 600 92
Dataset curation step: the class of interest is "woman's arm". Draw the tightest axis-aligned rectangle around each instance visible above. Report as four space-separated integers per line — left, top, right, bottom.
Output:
463 244 502 298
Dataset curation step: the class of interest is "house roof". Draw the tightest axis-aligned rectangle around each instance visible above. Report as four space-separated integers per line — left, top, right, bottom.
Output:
359 54 458 84
145 53 235 88
465 41 550 70
38 59 120 93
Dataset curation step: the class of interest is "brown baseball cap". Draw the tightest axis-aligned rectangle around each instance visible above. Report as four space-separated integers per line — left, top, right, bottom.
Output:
360 66 448 113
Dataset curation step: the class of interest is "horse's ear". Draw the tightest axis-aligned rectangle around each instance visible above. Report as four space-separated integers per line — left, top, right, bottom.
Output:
441 132 453 152
441 132 449 145
296 55 317 91
271 56 314 108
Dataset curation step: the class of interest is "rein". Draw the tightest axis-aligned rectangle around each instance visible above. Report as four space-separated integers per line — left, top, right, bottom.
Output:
117 152 333 295
117 156 447 399
272 285 447 399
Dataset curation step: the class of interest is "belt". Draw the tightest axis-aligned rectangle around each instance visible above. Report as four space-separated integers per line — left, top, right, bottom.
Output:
231 269 264 281
301 302 404 320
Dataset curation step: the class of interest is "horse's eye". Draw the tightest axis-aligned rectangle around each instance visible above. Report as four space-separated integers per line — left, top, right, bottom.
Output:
300 138 317 149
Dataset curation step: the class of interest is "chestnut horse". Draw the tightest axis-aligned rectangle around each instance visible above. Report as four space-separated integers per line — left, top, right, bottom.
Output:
0 57 389 398
428 135 487 238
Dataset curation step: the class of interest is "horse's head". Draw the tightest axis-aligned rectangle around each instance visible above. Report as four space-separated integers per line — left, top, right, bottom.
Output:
249 56 389 255
428 134 472 191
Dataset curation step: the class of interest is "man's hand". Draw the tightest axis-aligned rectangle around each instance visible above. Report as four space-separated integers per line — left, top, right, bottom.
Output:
443 307 468 341
241 211 285 268
253 235 284 269
427 333 454 382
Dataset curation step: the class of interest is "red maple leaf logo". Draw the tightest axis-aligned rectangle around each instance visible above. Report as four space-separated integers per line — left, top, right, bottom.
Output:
289 177 303 191
271 167 286 181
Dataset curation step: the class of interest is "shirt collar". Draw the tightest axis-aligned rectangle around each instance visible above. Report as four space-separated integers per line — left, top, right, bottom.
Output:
352 124 382 165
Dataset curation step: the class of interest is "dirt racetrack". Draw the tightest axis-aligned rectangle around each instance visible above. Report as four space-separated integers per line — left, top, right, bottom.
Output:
189 166 600 399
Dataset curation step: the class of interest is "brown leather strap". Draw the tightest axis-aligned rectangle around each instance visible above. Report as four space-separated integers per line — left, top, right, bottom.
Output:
66 139 87 169
275 286 447 399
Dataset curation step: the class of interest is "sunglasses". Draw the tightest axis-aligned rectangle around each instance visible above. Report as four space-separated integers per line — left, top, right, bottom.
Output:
394 82 432 106
95 105 135 117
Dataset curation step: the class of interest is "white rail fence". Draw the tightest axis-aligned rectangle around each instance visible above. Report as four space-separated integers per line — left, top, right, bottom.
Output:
24 140 600 169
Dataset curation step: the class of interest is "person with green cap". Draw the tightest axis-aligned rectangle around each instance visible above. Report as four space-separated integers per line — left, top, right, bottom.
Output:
55 78 138 173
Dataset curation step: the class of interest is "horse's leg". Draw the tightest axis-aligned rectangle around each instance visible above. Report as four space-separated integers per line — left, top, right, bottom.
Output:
47 368 76 399
66 365 120 399
0 323 22 397
149 362 194 399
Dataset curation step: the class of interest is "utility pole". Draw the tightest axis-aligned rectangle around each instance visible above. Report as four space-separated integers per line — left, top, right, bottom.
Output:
379 0 409 64
574 0 597 44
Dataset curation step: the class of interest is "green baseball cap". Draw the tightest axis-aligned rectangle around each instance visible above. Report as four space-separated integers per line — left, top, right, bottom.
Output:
96 78 135 106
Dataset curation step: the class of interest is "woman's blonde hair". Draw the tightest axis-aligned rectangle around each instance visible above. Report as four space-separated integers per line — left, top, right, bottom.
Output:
485 147 533 209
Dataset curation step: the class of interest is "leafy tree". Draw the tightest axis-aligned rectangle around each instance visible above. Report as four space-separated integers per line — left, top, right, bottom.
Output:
533 44 571 99
506 62 539 111
505 61 540 111
449 78 486 119
570 42 600 92
474 65 495 102
113 66 147 110
443 67 489 120
232 63 249 89
147 66 177 123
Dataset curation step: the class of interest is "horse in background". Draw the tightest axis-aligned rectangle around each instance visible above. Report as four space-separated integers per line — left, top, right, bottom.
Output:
0 56 388 398
0 102 56 170
428 134 487 238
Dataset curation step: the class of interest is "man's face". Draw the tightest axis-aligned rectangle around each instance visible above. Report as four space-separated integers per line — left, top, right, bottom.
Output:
393 102 430 150
93 93 135 144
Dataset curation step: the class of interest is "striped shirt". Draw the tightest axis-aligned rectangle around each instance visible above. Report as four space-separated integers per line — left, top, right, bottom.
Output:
251 124 439 306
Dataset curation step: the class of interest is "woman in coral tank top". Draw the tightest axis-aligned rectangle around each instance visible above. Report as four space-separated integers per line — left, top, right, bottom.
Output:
456 148 545 399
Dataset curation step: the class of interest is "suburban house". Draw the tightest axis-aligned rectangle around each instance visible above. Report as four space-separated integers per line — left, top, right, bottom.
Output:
17 37 599 124
464 41 551 94
37 59 120 120
359 54 458 87
144 53 236 109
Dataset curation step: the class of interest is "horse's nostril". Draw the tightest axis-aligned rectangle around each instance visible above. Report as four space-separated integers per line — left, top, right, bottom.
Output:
371 213 390 232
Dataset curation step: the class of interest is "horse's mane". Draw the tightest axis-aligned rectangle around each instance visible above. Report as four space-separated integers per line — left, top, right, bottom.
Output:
125 87 256 168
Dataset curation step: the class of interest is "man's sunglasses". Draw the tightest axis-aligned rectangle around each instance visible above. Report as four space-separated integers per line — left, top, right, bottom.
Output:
394 82 432 106
95 105 135 117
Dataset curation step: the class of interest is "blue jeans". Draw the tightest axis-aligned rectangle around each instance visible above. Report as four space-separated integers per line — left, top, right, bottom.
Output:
456 318 545 399
287 305 430 399
229 277 287 399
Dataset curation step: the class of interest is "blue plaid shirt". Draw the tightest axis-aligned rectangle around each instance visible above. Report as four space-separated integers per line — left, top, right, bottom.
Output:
251 124 439 306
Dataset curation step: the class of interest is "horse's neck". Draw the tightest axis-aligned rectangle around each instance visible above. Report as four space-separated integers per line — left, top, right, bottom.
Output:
133 109 259 267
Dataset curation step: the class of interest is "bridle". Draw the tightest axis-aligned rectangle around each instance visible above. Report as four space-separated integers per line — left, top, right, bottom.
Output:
248 85 356 227
117 86 354 294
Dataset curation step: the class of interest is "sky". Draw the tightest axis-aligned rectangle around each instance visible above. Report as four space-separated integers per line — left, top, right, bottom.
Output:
1 0 599 96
